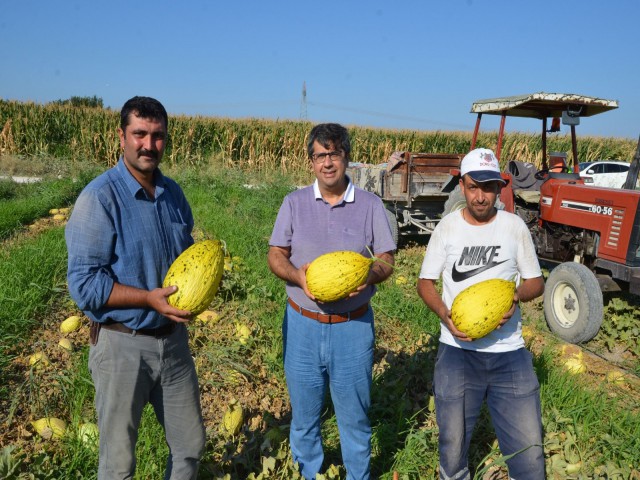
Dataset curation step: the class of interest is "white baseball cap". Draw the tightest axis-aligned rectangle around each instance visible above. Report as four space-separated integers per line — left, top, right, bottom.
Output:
460 148 506 184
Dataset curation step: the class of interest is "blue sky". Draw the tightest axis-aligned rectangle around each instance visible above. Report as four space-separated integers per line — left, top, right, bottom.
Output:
2 1 639 141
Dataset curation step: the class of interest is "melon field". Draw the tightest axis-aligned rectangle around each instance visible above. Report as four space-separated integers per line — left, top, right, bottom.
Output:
0 103 639 479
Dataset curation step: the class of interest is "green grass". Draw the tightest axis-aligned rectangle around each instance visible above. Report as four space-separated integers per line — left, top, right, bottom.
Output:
537 348 640 475
0 228 68 381
0 165 638 479
0 173 95 240
0 230 75 437
0 230 69 337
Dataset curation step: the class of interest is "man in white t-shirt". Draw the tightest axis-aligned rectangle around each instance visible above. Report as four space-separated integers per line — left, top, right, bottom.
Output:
417 148 546 479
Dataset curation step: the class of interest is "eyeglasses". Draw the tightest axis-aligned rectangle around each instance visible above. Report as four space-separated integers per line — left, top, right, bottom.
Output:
310 150 344 164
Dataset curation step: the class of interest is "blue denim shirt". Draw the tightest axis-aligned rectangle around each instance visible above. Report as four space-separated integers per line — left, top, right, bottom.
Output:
65 158 194 329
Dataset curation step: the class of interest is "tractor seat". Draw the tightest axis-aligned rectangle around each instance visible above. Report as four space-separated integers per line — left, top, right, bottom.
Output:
508 160 542 191
514 189 541 205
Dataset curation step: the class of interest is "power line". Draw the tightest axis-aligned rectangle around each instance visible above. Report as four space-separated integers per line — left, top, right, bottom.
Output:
307 101 468 130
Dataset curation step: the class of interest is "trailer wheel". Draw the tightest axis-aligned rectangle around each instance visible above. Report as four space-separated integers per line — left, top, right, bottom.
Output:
543 262 603 343
385 208 399 245
442 186 466 217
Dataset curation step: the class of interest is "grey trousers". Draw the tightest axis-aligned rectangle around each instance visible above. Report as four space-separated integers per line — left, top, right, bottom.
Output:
89 323 206 480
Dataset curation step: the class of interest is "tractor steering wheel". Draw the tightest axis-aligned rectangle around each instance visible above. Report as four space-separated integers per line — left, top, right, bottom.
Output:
534 169 549 180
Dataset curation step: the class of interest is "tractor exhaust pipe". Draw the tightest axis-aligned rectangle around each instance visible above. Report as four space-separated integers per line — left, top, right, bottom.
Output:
622 135 640 191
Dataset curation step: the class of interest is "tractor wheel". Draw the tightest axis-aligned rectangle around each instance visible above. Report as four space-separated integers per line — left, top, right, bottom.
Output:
385 208 399 246
543 262 603 343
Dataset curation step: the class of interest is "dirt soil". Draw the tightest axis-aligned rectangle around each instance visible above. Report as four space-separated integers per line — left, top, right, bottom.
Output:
520 298 640 400
3 296 638 453
1 235 638 474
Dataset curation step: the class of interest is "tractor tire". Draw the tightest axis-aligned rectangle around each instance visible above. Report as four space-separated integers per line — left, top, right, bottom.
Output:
385 208 399 246
543 262 603 343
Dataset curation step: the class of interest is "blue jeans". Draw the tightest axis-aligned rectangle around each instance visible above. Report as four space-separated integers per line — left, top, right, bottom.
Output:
434 343 545 480
89 323 206 480
283 303 375 480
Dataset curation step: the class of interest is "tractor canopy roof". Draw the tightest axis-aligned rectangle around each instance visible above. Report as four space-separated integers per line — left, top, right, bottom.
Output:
470 92 618 119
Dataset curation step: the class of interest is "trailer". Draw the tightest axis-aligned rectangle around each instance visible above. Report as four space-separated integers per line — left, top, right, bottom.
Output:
347 151 463 243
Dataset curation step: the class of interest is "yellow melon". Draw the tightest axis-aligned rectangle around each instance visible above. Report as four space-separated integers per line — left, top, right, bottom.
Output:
451 279 516 339
306 251 374 302
163 240 225 315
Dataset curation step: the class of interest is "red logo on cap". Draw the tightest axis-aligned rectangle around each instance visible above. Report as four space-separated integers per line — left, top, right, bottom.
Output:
478 152 496 168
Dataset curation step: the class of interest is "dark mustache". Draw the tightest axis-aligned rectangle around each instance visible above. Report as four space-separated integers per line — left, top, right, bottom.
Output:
139 150 158 160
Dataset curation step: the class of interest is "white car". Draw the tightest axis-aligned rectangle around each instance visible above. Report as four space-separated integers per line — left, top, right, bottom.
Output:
578 160 630 188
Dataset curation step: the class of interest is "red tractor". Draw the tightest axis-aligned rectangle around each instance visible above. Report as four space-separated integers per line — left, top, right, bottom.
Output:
465 92 640 343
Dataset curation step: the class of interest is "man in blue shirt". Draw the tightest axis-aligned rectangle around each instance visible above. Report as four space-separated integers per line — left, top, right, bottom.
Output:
65 96 205 479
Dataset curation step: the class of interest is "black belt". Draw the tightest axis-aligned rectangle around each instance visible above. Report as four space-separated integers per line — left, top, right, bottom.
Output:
100 320 176 338
287 298 369 324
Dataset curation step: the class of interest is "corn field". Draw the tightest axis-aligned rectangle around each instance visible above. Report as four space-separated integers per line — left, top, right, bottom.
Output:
0 99 636 173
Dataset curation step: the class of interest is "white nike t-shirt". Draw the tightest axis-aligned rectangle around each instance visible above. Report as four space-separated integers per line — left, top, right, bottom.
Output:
419 210 542 352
